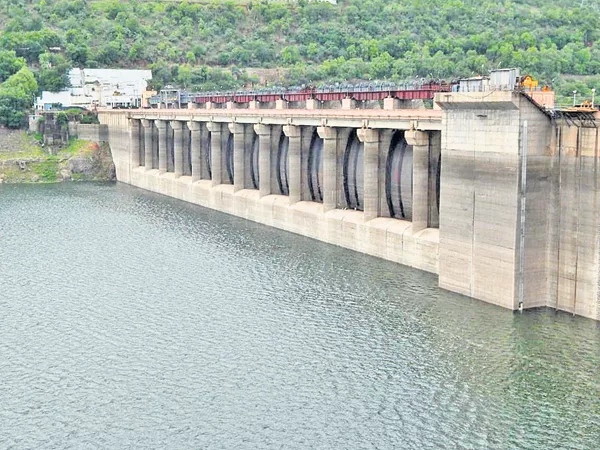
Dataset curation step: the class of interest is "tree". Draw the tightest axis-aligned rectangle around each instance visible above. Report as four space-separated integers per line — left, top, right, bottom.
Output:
0 66 38 128
177 64 192 88
66 43 89 67
281 46 300 65
0 0 599 91
36 52 70 92
370 52 395 79
2 65 38 94
0 29 62 63
0 50 25 82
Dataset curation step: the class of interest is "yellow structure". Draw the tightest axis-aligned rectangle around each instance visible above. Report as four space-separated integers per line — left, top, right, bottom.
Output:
142 90 158 109
521 75 539 90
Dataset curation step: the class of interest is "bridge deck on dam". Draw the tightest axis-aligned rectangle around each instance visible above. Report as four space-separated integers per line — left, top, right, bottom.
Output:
117 107 444 131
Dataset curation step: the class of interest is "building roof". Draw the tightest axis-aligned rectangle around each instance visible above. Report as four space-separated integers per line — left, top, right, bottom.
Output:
37 68 152 109
69 68 152 88
37 91 74 105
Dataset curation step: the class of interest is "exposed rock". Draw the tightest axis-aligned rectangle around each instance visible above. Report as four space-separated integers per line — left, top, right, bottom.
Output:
1 139 115 183
0 127 33 153
107 163 116 180
60 168 71 181
69 156 94 174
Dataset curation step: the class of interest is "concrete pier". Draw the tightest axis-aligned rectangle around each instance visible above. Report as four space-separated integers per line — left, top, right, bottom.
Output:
208 122 223 186
283 125 301 205
188 121 201 182
141 119 153 170
254 123 271 198
95 100 600 321
129 119 140 169
318 126 339 212
156 120 167 174
357 128 380 221
405 130 430 232
229 123 245 192
172 121 184 178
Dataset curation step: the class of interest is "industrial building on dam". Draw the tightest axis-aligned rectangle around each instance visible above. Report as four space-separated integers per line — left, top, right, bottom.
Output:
67 69 599 321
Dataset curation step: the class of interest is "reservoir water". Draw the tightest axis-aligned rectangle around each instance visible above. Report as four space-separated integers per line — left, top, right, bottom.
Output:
1 183 598 449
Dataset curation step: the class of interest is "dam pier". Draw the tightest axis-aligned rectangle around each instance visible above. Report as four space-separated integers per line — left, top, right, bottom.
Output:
92 90 600 321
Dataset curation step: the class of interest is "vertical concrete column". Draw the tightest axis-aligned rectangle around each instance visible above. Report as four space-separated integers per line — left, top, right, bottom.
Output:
141 119 153 170
155 120 168 173
342 98 356 109
317 126 338 212
405 129 430 232
207 122 222 186
183 125 191 176
254 123 271 198
199 123 211 180
129 118 141 168
228 122 245 192
358 128 380 221
283 125 302 204
306 99 318 110
171 121 184 177
383 98 401 110
188 121 201 182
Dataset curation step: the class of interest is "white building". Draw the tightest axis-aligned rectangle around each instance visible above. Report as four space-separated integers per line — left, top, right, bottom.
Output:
36 68 152 110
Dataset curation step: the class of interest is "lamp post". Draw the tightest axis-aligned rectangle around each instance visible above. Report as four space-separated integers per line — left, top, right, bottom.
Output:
573 90 577 107
592 88 596 108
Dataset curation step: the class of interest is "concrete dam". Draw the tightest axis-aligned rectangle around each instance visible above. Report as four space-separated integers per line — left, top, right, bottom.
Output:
92 91 600 321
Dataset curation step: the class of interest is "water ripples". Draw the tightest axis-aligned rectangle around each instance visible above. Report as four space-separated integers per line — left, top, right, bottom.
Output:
0 183 598 449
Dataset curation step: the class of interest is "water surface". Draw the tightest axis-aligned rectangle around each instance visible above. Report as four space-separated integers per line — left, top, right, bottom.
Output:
0 183 598 449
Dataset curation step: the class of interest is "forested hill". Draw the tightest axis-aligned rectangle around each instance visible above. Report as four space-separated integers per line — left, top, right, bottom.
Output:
0 0 599 96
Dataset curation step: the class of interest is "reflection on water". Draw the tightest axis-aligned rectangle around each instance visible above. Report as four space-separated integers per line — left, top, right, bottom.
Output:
0 183 598 449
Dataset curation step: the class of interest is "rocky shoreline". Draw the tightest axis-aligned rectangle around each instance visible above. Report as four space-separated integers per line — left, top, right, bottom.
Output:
0 136 115 184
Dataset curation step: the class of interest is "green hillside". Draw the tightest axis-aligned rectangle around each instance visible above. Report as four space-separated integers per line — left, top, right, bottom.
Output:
0 0 599 98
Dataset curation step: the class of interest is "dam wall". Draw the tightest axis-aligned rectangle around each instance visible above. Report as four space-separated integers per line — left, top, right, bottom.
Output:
97 94 600 321
74 123 109 143
99 109 442 275
552 124 600 318
96 113 130 184
436 91 555 311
